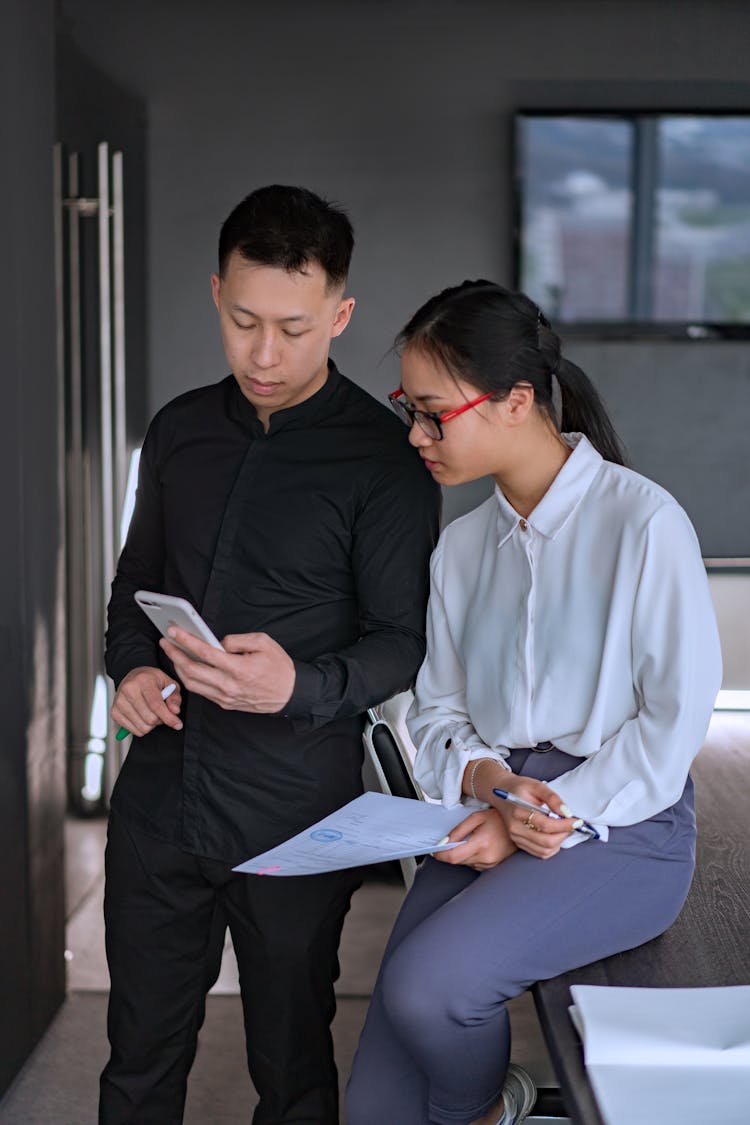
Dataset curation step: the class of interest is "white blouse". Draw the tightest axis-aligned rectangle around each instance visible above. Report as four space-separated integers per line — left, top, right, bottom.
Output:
408 434 722 829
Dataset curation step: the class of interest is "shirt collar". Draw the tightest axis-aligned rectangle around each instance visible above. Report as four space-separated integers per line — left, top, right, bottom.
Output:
494 433 604 546
228 360 342 433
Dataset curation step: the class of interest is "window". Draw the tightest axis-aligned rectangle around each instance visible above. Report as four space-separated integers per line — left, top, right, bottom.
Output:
515 113 750 331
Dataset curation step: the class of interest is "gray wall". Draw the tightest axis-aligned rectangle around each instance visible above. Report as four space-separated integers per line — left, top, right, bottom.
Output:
0 0 66 1095
60 0 750 551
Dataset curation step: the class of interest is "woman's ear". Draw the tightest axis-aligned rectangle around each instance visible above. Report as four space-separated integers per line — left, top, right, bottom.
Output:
503 382 535 425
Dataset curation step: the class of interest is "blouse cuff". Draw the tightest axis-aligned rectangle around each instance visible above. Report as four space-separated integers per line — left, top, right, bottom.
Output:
460 750 512 806
559 822 609 849
414 724 512 807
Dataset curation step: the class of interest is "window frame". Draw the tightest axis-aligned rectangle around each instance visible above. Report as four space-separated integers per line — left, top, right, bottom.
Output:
512 108 750 339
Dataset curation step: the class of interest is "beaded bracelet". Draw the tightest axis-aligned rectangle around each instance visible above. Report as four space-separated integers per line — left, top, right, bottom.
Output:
469 758 489 801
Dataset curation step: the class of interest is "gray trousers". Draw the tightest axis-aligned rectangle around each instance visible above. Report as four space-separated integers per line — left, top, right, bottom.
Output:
346 748 696 1125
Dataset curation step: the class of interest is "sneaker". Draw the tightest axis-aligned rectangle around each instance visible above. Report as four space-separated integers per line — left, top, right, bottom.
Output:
498 1063 536 1124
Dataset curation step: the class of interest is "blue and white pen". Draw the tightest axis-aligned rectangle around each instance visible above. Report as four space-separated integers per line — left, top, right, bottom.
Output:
492 788 600 840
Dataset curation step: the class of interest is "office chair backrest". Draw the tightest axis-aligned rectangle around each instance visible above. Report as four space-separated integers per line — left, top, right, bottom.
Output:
367 718 421 801
362 690 425 887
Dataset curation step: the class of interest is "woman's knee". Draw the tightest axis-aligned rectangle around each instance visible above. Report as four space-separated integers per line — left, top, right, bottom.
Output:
379 943 458 1041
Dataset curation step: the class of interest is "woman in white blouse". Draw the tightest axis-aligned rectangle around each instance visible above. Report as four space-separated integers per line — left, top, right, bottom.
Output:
346 281 721 1125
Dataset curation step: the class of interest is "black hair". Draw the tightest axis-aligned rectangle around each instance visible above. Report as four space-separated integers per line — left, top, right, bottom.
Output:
396 280 628 466
218 184 354 291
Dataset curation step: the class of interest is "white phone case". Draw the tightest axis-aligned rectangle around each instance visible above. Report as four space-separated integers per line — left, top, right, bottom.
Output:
134 590 224 654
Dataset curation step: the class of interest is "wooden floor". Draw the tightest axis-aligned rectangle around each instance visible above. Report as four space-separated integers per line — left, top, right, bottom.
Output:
534 710 750 1125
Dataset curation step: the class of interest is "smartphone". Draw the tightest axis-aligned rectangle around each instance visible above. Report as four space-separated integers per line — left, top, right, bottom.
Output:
134 590 224 657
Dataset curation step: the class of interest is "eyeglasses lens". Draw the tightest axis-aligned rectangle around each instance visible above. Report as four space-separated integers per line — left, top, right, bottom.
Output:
416 415 441 440
390 397 412 427
389 394 442 441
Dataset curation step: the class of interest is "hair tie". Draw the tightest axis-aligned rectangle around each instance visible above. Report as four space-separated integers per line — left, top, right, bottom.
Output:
536 307 563 430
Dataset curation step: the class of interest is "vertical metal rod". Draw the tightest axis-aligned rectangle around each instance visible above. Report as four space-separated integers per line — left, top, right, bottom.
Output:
68 153 83 499
53 145 65 434
98 141 117 787
98 141 115 592
67 152 95 725
53 144 69 779
112 151 127 531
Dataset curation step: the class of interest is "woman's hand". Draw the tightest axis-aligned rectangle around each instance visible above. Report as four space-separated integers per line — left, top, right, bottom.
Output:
432 808 516 871
491 774 577 860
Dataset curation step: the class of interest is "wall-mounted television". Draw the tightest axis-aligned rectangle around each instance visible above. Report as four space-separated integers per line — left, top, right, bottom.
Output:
514 112 750 335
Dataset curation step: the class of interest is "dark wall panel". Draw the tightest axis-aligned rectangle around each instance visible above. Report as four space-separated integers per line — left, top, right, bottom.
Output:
0 0 66 1095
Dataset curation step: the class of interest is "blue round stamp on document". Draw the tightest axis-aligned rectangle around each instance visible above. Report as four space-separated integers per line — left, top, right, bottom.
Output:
310 828 343 842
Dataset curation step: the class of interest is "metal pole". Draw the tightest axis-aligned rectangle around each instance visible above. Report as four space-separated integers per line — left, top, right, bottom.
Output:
112 150 127 526
53 145 65 437
98 141 115 593
53 145 69 791
65 151 97 790
97 142 118 793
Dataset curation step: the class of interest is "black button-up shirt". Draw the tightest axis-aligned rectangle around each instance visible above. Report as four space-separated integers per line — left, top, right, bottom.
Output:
106 364 440 864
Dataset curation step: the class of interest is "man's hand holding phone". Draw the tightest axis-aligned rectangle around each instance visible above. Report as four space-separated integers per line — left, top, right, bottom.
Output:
160 627 296 715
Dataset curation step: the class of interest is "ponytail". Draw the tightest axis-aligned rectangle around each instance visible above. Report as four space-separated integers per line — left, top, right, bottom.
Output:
556 357 629 467
537 311 628 467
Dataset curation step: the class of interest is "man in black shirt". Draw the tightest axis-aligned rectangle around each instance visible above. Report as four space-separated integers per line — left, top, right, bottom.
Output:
102 185 440 1124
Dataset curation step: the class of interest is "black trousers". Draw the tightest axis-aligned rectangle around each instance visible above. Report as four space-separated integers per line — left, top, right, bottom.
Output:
100 808 361 1125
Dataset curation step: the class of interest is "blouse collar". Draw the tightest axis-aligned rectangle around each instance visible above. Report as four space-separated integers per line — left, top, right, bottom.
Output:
494 433 604 547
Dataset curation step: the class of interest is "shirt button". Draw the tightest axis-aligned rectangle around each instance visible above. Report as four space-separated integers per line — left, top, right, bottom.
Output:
519 519 528 532
445 738 452 749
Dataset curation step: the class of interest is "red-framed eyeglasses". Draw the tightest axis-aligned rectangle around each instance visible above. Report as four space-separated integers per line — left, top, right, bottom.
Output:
388 388 495 441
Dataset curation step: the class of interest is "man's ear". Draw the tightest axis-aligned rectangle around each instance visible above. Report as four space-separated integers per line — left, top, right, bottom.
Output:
331 296 356 339
210 273 221 311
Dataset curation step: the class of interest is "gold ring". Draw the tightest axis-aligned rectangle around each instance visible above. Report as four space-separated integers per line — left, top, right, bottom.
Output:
525 812 536 829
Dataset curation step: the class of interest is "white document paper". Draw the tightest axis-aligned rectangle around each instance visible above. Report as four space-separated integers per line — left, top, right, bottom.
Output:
569 984 750 1125
233 791 469 876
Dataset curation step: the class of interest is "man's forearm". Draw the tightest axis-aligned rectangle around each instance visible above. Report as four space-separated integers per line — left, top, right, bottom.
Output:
283 626 426 729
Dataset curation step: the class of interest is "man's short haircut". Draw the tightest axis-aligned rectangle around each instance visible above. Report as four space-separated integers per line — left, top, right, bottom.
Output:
218 184 354 291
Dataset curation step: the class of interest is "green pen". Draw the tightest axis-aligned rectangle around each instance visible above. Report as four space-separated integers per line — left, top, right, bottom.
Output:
115 682 177 741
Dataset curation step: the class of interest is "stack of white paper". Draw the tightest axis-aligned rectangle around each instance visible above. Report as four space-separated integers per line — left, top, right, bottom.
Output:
569 984 750 1125
233 791 468 876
